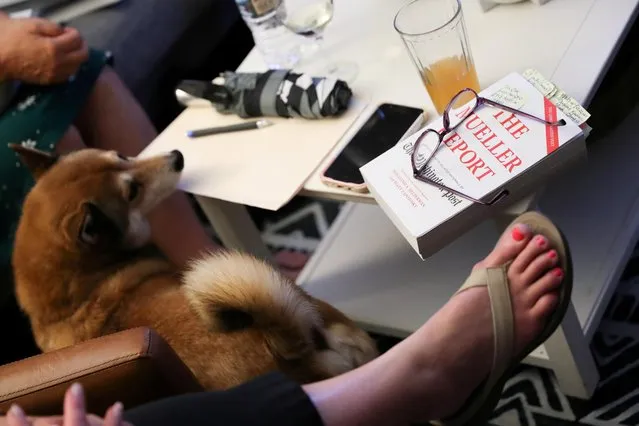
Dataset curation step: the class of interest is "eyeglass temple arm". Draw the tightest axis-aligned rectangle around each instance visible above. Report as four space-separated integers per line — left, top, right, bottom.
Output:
481 97 566 127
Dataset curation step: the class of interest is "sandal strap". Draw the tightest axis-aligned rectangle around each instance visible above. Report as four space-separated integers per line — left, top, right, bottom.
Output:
455 266 514 390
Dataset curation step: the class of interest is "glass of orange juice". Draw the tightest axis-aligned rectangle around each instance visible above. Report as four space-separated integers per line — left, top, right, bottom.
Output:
394 0 480 115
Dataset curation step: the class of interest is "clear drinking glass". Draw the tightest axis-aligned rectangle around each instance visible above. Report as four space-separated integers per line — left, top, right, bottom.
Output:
278 0 359 82
394 0 480 114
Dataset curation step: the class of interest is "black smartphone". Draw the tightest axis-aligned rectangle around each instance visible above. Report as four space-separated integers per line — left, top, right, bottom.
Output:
321 103 425 192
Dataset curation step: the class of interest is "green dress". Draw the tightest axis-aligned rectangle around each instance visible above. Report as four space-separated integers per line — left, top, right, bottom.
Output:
0 49 112 301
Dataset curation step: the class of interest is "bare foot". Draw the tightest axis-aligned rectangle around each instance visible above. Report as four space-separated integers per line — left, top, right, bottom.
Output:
301 221 567 426
400 222 564 422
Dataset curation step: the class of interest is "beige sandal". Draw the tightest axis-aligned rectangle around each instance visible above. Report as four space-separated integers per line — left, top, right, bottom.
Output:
433 211 574 426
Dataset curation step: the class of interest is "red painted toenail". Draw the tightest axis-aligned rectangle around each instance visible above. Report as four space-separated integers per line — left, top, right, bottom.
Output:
553 268 563 278
537 236 546 247
548 250 557 259
512 227 526 241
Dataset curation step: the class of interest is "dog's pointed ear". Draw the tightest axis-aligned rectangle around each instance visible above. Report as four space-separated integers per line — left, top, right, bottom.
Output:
9 144 59 180
78 202 122 246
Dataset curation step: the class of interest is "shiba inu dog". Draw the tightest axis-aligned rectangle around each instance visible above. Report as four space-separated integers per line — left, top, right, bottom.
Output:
10 145 378 390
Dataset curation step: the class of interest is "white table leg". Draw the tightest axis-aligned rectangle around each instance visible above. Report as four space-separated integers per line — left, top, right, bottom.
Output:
194 195 273 262
543 304 600 399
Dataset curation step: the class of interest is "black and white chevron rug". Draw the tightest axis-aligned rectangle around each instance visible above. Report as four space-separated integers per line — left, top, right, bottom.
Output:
254 197 639 426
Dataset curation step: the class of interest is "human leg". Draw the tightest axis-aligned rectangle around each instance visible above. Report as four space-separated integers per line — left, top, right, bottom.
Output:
54 126 85 153
123 372 323 426
3 374 321 426
74 67 219 269
69 0 238 115
116 215 567 426
1 214 570 426
302 216 566 426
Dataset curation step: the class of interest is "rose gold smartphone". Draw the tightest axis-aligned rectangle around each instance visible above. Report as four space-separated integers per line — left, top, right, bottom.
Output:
320 103 425 193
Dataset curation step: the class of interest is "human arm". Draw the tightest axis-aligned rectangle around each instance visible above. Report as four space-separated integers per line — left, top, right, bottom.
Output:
0 12 10 79
0 18 88 84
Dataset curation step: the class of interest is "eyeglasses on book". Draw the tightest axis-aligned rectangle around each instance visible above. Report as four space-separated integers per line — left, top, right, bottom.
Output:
411 88 566 206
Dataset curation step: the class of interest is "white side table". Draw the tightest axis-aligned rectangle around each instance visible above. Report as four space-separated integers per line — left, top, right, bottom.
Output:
142 0 639 399
294 0 639 400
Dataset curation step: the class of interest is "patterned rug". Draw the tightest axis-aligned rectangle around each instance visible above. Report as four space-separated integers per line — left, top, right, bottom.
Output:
255 198 639 426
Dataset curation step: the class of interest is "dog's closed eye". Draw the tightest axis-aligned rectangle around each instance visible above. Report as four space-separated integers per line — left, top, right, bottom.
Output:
117 153 128 161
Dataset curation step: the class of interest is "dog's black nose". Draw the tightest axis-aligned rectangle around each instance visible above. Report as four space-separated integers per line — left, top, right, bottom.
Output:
170 150 184 172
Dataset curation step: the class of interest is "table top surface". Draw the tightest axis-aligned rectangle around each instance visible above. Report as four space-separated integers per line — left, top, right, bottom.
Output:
144 0 638 209
299 0 639 202
295 0 639 341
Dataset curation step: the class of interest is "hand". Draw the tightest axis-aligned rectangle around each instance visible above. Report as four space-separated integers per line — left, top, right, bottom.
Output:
0 19 89 84
0 383 133 426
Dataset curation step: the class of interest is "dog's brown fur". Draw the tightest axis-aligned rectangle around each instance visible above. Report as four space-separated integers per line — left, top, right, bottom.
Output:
10 145 378 390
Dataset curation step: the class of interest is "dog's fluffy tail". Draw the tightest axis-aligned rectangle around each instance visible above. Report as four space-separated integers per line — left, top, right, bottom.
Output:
182 251 322 360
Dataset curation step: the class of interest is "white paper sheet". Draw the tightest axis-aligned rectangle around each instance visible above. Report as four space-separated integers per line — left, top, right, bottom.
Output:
140 98 368 211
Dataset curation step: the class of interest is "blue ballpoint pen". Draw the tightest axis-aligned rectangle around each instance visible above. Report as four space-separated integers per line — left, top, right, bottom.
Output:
186 120 273 138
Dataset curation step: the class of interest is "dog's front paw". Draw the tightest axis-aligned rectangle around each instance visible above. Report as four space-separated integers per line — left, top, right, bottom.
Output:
314 323 379 376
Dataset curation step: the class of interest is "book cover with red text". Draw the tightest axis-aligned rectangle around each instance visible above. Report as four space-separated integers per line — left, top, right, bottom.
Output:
360 71 588 259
